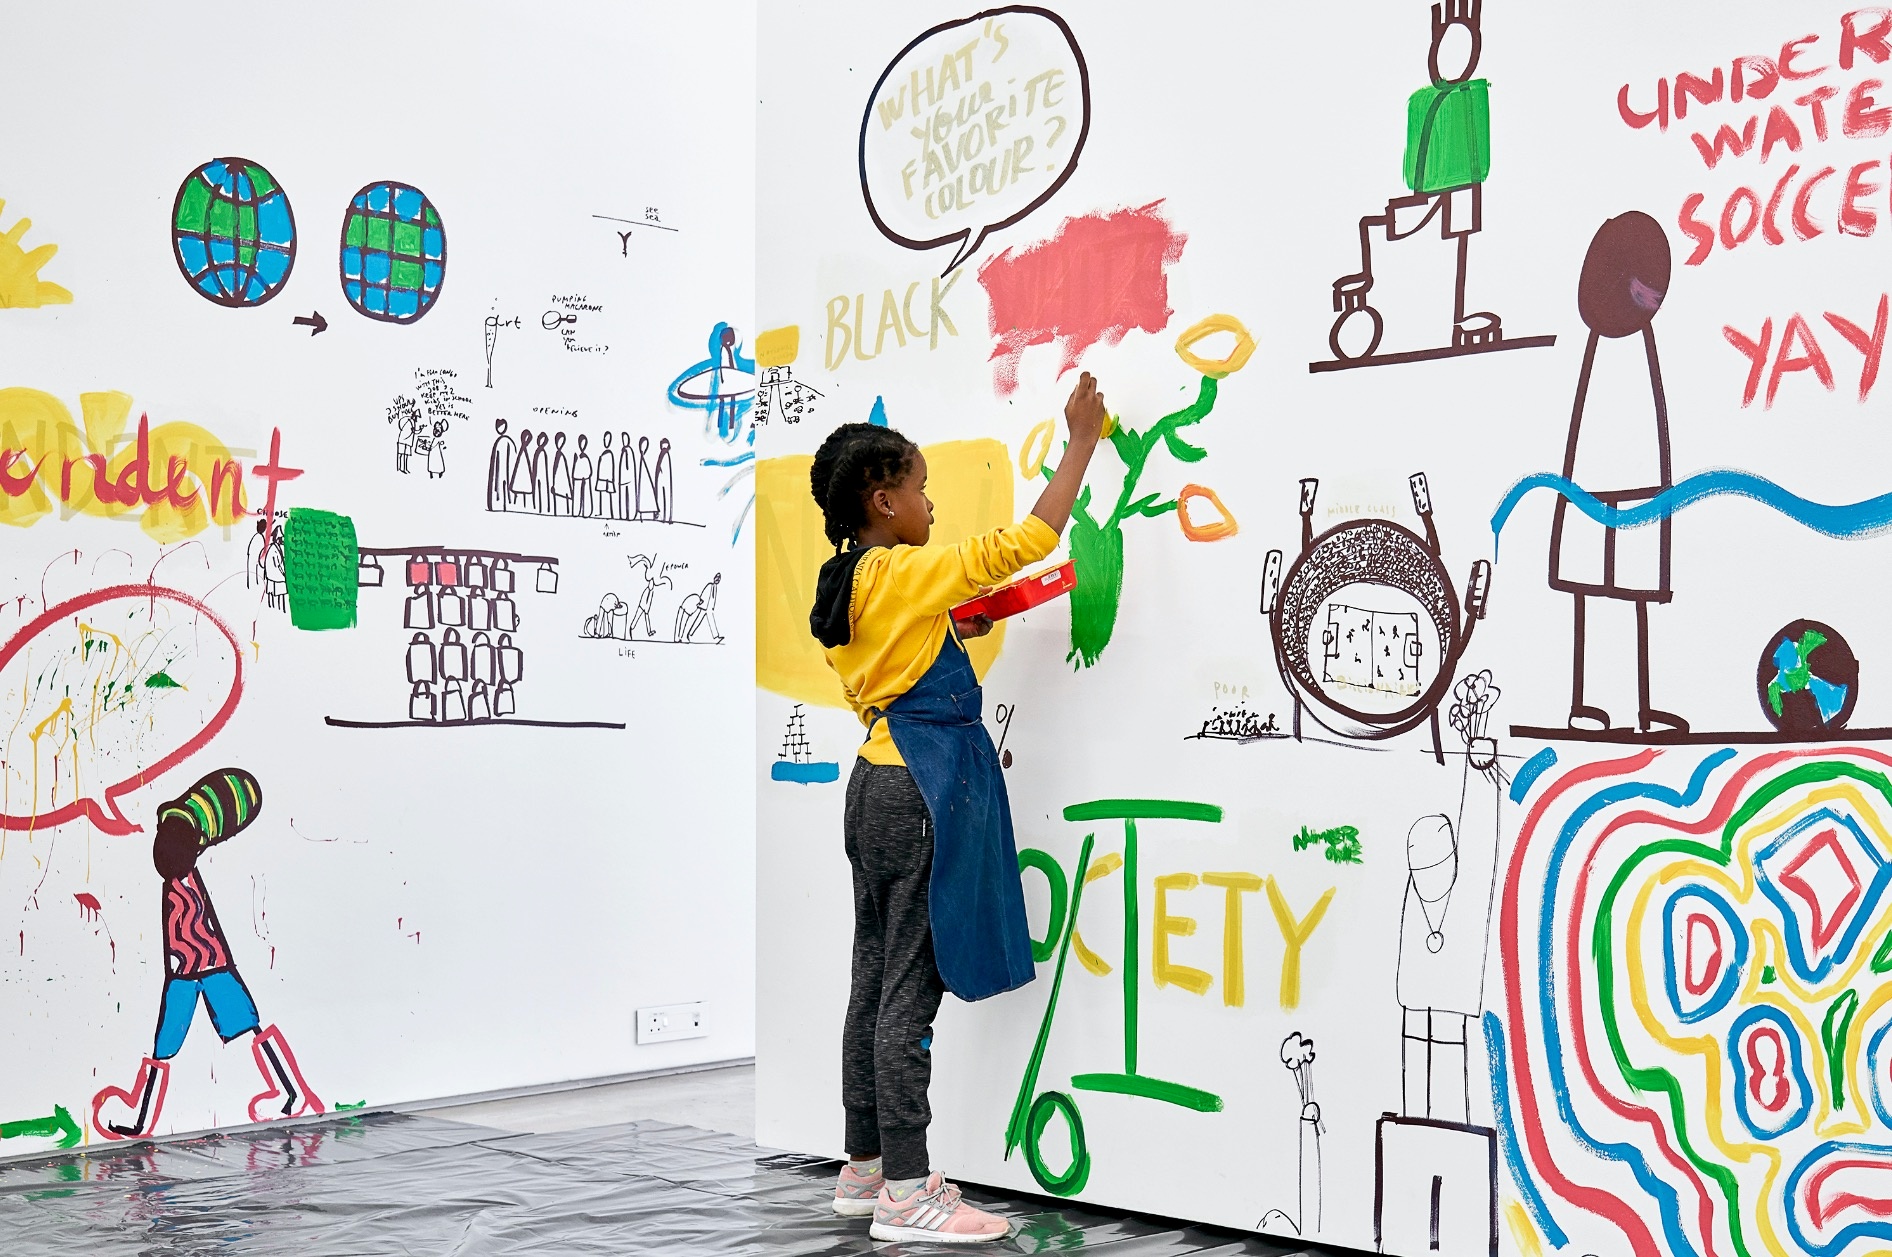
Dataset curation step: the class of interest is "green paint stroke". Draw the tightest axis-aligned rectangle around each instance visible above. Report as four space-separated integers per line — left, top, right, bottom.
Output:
1071 1071 1223 1112
144 669 182 689
1045 374 1224 669
1823 989 1862 1111
1017 848 1069 964
1123 819 1139 1077
1006 833 1096 1160
0 1104 82 1149
1063 799 1223 823
1762 964 1778 985
335 1100 368 1111
281 507 360 632
1768 628 1828 718
1874 933 1892 975
1293 823 1362 865
1593 758 1892 1257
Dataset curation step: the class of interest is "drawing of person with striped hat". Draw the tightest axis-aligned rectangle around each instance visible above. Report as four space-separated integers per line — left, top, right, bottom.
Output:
91 768 324 1141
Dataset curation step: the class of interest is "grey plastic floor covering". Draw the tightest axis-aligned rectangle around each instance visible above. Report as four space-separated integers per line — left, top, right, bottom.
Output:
0 1113 1322 1255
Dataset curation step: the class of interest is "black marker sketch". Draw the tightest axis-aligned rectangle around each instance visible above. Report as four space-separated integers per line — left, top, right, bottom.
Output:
486 422 697 526
326 546 624 731
753 364 822 427
291 310 326 336
1259 1031 1323 1236
389 395 421 475
992 701 1016 769
1312 0 1553 372
542 293 607 355
1399 674 1506 1122
1187 703 1283 742
1374 1114 1499 1257
1261 474 1491 764
1377 671 1506 1257
772 705 840 784
247 515 287 612
592 209 680 258
482 308 519 388
388 369 469 480
578 561 724 646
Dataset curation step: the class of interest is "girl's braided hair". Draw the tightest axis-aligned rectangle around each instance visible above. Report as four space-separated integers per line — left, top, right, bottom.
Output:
808 422 919 551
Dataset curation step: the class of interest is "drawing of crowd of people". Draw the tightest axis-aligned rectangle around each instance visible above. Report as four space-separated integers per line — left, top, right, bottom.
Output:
580 560 724 645
486 419 679 523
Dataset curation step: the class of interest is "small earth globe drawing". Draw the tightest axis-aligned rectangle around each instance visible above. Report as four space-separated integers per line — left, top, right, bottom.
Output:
171 158 296 307
1757 618 1859 735
340 182 445 323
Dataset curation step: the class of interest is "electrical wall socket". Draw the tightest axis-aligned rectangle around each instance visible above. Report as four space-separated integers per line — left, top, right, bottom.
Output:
636 1002 708 1044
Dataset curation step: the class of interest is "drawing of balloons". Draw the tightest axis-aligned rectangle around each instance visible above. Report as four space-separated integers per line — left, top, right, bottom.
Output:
859 6 1090 275
0 585 243 836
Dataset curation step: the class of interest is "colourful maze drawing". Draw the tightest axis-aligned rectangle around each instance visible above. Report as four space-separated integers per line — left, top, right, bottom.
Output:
1497 747 1892 1257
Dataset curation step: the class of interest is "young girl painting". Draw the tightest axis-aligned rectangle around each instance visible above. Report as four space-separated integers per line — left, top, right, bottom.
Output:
807 374 1107 1243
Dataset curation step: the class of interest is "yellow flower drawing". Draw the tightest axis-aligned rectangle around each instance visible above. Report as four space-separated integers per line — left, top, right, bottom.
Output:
0 199 72 308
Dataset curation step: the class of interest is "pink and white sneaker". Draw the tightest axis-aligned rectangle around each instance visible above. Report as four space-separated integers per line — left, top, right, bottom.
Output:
870 1171 1011 1244
833 1160 883 1217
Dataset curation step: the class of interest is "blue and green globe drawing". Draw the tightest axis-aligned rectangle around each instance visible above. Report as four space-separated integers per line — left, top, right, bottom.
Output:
171 158 296 307
340 182 445 323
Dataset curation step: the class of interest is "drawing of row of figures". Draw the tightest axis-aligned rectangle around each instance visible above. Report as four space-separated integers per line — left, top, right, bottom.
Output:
486 420 674 522
406 628 524 723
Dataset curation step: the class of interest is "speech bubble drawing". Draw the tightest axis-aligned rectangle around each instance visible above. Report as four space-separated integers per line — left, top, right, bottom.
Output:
0 584 243 836
860 6 1091 276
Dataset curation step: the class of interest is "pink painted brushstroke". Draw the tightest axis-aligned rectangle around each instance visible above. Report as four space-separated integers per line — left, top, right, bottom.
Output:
977 200 1187 397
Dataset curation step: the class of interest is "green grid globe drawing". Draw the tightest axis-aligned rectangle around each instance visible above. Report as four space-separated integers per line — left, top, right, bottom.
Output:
340 182 446 323
171 157 297 307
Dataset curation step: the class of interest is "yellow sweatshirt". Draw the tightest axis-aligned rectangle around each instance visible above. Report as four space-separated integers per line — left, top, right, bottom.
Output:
826 514 1059 765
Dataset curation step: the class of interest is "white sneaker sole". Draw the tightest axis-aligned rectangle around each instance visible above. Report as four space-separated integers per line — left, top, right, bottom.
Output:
832 1196 877 1218
868 1219 1011 1243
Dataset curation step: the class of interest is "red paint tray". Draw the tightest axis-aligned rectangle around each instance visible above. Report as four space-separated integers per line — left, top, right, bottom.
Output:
951 559 1077 622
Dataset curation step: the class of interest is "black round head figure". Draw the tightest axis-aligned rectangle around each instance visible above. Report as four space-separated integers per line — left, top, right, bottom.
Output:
1578 212 1672 338
150 768 263 880
151 815 202 880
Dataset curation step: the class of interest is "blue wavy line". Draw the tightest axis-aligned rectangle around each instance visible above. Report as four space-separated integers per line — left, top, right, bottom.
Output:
1531 748 1736 1257
1482 1011 1570 1248
1489 471 1892 553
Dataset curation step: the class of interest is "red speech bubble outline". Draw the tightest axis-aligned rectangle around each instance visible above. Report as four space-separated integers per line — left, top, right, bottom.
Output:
0 584 243 836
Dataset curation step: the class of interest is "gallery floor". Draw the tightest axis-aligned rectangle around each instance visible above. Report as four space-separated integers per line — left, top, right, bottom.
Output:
0 1064 1318 1254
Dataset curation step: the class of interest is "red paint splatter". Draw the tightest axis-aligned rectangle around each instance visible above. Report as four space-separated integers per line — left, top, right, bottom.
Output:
74 892 102 919
977 200 1187 396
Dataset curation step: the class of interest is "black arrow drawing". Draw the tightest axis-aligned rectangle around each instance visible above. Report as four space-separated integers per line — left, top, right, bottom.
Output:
292 311 328 336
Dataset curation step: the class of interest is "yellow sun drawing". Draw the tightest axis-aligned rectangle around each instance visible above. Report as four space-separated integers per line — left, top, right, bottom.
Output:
0 199 72 308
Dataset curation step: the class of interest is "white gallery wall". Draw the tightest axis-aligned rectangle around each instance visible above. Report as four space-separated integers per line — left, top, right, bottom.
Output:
756 4 1892 1257
0 1 756 1151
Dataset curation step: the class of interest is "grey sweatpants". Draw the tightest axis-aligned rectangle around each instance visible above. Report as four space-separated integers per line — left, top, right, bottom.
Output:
841 758 946 1180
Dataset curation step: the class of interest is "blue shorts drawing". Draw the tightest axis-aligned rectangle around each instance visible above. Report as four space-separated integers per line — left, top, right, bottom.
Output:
153 969 260 1060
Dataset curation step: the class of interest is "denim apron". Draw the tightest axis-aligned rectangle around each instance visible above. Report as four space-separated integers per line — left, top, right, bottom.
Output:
869 630 1036 1001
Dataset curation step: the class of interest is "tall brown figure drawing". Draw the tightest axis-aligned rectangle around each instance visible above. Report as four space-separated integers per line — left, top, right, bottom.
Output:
1548 212 1684 734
